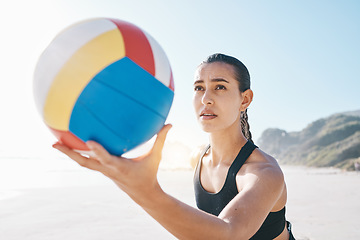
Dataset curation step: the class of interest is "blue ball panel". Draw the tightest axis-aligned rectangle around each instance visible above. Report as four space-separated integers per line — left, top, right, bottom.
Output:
92 57 174 119
69 80 167 156
69 103 132 156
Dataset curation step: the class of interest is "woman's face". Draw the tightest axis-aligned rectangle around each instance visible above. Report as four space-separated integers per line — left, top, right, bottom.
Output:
193 62 245 133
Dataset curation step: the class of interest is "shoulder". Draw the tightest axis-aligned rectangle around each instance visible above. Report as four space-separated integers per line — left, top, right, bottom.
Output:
247 147 283 177
237 147 285 193
189 144 208 169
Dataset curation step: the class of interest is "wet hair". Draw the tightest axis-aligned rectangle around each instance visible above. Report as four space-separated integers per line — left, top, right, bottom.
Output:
202 53 253 143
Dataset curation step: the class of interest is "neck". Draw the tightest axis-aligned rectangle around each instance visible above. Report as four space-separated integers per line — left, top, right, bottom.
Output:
207 123 248 166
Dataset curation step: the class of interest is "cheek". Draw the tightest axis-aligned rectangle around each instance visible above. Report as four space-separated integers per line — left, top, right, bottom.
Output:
223 104 240 120
224 96 242 120
193 92 203 105
192 94 200 113
230 109 241 123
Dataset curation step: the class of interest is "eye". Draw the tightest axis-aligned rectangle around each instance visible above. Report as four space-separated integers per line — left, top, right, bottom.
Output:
215 85 226 90
194 85 204 91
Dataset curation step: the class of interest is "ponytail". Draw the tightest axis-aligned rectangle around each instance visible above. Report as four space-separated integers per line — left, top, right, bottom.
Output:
241 109 253 143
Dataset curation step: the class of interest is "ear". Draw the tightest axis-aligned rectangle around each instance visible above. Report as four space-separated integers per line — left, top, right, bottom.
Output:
240 89 253 111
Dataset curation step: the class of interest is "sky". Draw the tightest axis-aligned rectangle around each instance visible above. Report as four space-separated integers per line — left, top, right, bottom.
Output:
0 0 359 159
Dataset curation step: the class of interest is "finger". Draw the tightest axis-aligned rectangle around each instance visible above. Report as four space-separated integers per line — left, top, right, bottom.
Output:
53 143 103 171
86 141 117 165
152 124 172 156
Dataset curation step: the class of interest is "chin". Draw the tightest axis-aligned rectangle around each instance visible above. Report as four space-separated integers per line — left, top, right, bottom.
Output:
198 118 240 134
199 122 220 133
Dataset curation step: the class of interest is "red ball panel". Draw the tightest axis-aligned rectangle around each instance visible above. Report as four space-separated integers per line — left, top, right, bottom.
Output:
49 127 90 151
109 18 156 76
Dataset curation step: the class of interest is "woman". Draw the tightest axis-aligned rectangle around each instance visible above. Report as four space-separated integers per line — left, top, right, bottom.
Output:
53 53 295 239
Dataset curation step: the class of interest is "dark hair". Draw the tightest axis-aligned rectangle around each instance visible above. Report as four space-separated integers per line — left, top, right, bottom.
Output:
202 53 253 143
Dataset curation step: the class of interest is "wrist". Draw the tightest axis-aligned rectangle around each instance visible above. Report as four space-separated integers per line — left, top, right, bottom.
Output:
129 181 166 209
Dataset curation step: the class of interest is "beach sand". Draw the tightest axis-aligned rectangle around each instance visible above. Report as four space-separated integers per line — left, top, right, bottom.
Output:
284 166 360 240
0 162 359 240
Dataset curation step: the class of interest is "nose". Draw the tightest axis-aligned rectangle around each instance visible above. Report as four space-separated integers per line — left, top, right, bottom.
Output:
201 90 214 105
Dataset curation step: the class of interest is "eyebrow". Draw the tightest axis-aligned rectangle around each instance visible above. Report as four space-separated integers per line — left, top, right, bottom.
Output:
193 78 230 85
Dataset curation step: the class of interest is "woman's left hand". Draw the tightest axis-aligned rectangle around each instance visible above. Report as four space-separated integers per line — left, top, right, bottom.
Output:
52 124 172 201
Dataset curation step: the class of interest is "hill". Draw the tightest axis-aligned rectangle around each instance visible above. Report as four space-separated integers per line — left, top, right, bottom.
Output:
257 110 360 170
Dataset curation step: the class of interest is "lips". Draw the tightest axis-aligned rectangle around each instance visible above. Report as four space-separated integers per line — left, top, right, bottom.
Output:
200 110 217 120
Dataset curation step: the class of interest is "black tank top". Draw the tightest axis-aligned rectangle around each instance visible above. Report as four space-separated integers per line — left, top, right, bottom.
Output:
193 141 286 240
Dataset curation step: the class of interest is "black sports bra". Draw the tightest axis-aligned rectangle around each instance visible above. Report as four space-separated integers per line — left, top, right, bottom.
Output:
193 141 286 239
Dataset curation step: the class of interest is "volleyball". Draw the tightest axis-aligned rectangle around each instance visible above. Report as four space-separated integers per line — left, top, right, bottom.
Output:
33 18 174 156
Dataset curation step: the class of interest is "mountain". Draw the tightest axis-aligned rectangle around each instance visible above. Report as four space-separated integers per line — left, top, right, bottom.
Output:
342 109 360 117
257 110 360 170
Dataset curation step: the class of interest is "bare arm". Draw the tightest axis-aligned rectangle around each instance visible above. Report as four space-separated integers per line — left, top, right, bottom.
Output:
53 125 285 240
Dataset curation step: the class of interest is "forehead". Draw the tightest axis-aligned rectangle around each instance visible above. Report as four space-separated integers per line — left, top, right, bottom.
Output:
195 62 236 81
